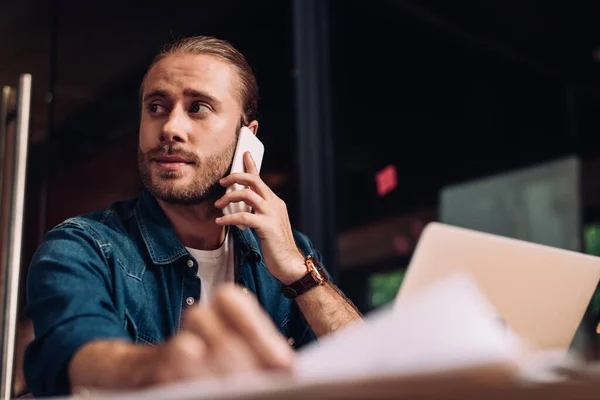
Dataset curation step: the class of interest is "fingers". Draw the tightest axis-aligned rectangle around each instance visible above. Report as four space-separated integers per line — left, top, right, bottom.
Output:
213 286 295 371
164 286 295 384
214 189 266 213
219 172 271 199
182 304 229 348
183 304 260 374
243 151 259 175
179 286 295 377
157 331 211 383
215 212 260 229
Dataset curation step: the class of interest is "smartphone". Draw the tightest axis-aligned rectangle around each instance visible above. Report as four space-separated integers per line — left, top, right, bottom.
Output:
222 126 265 229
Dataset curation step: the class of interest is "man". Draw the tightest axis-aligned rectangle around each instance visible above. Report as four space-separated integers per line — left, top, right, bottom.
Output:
23 36 362 398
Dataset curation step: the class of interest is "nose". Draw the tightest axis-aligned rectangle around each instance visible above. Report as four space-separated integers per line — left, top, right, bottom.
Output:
161 106 191 144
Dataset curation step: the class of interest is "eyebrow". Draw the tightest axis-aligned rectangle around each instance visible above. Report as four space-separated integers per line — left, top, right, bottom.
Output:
142 89 222 106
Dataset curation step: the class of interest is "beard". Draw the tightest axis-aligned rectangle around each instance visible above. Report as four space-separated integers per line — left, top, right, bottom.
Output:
138 136 237 205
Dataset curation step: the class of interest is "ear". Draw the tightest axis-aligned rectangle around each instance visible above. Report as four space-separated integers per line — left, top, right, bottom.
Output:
247 120 259 135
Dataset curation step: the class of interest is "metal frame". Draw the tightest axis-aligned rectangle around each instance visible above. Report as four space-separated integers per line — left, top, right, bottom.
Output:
0 87 11 222
1 74 32 400
292 0 338 280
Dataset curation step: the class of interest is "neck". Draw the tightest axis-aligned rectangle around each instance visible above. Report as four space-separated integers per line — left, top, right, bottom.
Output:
157 199 226 250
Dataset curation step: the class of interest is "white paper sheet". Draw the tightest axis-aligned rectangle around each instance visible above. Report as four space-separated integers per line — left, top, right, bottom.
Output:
296 272 524 384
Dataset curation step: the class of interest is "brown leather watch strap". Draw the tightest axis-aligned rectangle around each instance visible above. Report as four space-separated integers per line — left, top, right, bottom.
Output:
281 256 327 299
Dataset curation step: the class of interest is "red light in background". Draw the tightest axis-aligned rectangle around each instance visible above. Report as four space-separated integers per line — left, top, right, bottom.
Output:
375 164 397 197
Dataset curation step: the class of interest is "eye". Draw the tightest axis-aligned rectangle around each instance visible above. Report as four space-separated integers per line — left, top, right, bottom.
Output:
147 103 167 115
189 102 210 114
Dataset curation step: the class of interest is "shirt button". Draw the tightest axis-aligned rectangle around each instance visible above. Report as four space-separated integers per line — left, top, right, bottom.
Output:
287 337 295 346
186 297 195 306
187 259 194 268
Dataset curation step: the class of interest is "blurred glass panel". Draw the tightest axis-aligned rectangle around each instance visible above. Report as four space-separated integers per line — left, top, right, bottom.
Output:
440 156 581 251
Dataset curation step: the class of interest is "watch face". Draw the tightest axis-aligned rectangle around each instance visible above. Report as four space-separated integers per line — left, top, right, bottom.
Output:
316 265 327 280
312 257 328 282
308 262 325 284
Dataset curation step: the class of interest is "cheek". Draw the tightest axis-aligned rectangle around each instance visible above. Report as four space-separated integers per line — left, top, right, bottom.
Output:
191 122 237 154
139 119 158 151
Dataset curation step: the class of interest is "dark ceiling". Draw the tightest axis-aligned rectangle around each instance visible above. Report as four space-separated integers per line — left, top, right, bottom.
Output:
391 0 600 82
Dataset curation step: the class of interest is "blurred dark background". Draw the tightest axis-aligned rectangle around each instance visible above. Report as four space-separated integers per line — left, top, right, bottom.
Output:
5 0 600 320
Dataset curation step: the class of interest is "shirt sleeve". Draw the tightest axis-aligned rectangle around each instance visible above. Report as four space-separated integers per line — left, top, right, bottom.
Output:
23 220 131 397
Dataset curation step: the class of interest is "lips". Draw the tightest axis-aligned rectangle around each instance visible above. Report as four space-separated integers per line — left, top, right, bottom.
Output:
152 154 194 172
153 155 192 163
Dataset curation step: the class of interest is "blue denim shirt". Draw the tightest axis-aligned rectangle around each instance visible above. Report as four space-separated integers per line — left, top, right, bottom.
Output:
24 190 322 397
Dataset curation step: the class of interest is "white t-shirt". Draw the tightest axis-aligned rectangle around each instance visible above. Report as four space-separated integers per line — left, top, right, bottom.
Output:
186 230 235 303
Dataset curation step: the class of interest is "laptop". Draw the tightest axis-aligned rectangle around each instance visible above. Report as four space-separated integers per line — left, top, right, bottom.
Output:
395 222 600 351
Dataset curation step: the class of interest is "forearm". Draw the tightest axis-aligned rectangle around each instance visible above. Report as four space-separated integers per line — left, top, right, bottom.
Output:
295 283 363 337
68 339 157 393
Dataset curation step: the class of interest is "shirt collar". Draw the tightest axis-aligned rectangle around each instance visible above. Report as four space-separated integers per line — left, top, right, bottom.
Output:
134 190 261 265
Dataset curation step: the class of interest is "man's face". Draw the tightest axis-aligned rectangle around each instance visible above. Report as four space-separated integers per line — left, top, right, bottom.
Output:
138 53 243 205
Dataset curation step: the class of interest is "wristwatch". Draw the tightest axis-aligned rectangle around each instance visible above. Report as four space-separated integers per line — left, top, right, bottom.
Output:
282 255 328 299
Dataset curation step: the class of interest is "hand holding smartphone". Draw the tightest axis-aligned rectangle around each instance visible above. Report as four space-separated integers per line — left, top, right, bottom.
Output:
222 126 265 229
